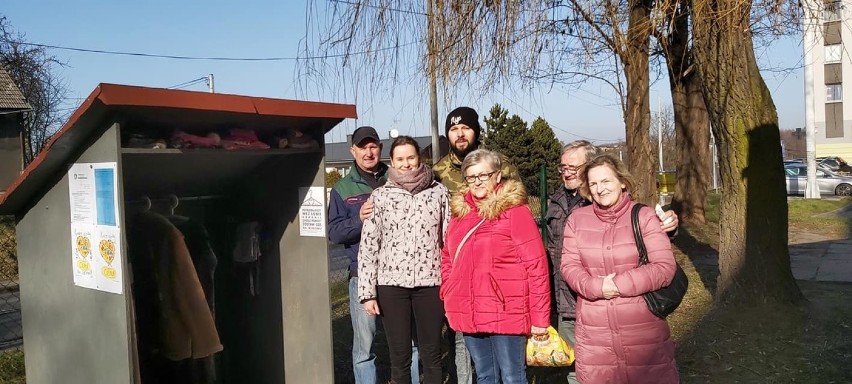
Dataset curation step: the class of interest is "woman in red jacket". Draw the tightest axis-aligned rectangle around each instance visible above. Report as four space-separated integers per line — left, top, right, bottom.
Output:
560 155 679 383
440 149 551 384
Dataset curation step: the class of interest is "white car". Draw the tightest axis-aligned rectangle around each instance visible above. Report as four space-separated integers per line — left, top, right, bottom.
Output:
785 164 852 196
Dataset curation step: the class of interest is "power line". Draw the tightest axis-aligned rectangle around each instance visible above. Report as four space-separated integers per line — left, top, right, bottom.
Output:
3 40 422 62
482 80 610 142
168 77 208 90
328 0 426 16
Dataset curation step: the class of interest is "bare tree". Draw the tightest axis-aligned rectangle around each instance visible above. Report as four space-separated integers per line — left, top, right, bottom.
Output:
300 1 568 105
691 0 802 303
303 1 661 204
0 16 68 164
483 0 663 204
779 128 805 160
649 0 713 224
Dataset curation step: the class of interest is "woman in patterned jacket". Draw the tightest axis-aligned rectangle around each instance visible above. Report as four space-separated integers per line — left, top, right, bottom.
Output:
358 135 451 384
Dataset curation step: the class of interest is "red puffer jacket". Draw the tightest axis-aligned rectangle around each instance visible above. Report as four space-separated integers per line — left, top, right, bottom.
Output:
561 192 679 384
440 180 551 335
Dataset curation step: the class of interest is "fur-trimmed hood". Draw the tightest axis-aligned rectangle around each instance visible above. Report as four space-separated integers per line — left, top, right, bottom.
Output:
450 179 527 220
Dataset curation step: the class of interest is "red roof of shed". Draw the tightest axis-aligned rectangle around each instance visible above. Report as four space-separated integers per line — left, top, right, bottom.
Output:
0 83 357 215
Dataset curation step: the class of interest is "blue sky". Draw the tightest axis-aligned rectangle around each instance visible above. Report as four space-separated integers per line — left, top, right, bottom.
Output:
3 1 806 144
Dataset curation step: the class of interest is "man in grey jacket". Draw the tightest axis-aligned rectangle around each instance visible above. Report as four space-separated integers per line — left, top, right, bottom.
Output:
545 140 679 383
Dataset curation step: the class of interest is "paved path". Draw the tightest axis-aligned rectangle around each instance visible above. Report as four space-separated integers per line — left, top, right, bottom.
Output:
682 228 852 283
789 230 852 282
789 202 852 282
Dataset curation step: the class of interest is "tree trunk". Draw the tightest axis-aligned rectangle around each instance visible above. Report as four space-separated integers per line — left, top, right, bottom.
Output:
623 0 656 206
691 0 802 303
666 3 710 224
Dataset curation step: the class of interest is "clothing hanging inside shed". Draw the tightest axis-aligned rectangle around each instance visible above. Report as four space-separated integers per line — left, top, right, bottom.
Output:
127 210 222 384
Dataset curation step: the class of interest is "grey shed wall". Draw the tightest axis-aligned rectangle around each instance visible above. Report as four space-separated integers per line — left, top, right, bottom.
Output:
16 123 133 384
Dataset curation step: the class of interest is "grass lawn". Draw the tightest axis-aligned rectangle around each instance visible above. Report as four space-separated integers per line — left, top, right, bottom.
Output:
0 350 24 384
664 195 852 383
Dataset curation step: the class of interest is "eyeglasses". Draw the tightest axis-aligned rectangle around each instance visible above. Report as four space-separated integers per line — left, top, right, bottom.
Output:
464 171 499 184
558 163 586 174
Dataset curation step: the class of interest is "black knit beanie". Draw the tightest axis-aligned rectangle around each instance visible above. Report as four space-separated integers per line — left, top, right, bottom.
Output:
445 106 481 143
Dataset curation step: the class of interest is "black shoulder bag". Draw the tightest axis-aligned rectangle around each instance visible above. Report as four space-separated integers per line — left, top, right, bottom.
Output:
631 204 689 318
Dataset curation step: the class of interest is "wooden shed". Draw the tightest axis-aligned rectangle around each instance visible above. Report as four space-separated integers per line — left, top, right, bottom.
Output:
0 83 354 383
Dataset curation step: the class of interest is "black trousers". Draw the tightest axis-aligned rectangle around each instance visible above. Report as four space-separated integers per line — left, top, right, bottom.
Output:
377 285 445 384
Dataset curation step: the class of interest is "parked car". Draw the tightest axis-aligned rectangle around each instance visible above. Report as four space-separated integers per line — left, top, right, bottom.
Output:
816 156 852 173
783 158 842 174
785 164 852 196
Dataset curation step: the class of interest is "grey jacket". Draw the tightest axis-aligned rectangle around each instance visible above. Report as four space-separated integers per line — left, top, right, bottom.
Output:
545 187 588 319
357 179 451 302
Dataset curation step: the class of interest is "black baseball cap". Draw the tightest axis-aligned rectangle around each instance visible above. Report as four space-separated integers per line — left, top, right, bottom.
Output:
351 126 381 146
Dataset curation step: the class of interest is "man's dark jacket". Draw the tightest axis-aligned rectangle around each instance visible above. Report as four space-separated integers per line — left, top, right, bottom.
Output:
327 163 388 277
545 186 588 319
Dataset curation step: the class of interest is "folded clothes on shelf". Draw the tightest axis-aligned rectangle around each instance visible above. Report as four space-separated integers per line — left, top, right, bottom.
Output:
170 130 222 149
286 129 319 150
221 128 270 150
127 134 168 149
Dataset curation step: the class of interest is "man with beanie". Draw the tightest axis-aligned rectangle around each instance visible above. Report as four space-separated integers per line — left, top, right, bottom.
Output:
434 106 520 192
328 126 420 384
432 106 520 384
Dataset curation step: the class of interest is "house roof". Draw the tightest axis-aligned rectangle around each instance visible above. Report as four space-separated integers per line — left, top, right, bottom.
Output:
0 66 31 111
0 83 357 215
325 136 436 165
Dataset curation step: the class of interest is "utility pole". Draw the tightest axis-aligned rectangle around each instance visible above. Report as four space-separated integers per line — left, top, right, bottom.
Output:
207 74 215 93
657 98 664 172
803 10 820 198
426 0 440 165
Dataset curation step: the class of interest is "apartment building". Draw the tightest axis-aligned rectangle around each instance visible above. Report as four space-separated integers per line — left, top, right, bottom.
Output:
804 0 852 160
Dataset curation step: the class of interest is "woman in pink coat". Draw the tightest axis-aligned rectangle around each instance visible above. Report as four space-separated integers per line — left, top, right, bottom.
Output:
441 149 551 384
560 155 679 383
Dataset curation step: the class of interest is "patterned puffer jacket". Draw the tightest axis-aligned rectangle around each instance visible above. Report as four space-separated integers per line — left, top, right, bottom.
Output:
357 179 450 302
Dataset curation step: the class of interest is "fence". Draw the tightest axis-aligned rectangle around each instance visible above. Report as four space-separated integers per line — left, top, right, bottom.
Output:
0 217 22 350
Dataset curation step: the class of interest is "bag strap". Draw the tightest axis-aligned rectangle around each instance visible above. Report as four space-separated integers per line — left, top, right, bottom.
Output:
631 204 650 265
453 218 487 264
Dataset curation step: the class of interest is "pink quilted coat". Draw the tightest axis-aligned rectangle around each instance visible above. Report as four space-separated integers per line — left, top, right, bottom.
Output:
440 180 551 335
561 192 679 383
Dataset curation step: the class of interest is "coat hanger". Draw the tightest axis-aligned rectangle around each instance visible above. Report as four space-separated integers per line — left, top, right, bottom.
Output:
142 195 152 212
168 194 179 216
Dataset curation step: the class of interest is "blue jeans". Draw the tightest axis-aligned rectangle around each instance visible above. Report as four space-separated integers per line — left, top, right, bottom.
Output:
349 277 420 384
464 334 527 384
557 318 579 384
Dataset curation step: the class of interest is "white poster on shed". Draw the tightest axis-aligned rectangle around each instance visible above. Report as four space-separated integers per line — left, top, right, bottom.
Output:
299 186 326 237
68 162 123 294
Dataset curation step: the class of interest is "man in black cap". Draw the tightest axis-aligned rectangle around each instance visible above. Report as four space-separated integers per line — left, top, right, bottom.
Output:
328 126 420 384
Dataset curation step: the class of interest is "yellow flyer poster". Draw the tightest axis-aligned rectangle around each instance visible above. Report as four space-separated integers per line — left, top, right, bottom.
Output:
94 226 123 294
71 223 97 290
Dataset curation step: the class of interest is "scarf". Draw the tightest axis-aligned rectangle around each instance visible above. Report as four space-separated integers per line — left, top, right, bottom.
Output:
591 191 632 223
388 163 434 195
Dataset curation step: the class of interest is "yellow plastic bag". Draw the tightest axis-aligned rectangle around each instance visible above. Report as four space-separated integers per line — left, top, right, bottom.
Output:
525 326 575 367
